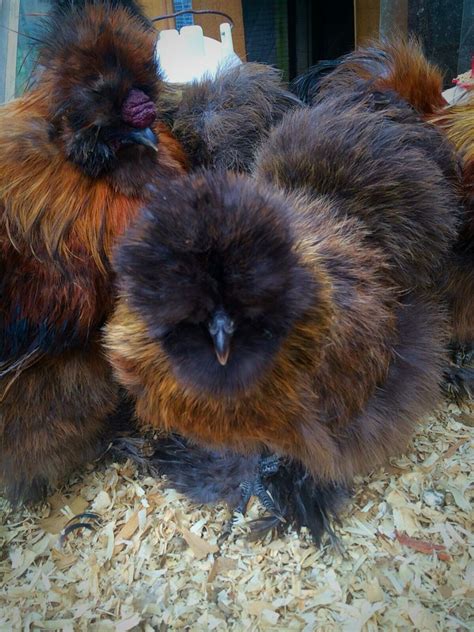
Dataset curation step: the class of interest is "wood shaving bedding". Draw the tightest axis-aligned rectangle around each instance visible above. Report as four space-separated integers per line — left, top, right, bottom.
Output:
0 403 472 631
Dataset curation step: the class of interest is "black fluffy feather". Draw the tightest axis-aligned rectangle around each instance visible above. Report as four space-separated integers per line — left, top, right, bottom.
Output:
290 59 342 104
159 63 301 172
125 434 260 507
252 462 349 547
111 433 348 546
443 343 474 403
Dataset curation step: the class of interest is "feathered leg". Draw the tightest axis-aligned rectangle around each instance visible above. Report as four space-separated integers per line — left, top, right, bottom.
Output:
218 454 285 541
443 343 474 404
111 433 346 546
248 461 349 548
234 455 282 516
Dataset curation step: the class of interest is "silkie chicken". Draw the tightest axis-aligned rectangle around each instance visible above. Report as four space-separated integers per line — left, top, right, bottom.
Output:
105 89 459 544
0 0 188 504
159 63 301 172
295 38 473 400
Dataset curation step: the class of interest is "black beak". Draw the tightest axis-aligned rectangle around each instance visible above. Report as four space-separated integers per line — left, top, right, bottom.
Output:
126 127 158 152
209 311 235 366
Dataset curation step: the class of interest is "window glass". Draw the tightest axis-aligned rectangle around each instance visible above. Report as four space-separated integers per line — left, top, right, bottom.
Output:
0 0 50 103
380 0 473 86
16 0 50 96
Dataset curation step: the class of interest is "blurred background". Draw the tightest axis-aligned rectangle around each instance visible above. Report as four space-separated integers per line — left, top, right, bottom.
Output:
1 0 472 103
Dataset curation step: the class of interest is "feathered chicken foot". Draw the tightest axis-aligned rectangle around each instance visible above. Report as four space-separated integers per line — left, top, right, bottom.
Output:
443 366 473 403
443 342 474 403
219 455 285 542
455 343 473 366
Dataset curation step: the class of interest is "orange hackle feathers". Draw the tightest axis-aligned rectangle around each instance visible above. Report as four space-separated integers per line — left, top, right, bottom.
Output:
0 98 184 271
431 94 474 199
317 37 447 115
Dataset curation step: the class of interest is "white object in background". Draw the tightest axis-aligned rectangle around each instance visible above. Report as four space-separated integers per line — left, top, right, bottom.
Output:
156 23 242 84
442 85 468 105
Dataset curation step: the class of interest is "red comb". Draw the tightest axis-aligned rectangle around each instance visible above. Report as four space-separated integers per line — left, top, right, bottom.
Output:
121 89 157 129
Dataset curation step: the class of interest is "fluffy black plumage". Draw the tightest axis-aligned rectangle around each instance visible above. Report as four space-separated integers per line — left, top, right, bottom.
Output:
159 63 301 172
251 464 349 547
255 91 460 291
125 432 348 546
114 174 316 397
132 434 260 507
290 59 342 104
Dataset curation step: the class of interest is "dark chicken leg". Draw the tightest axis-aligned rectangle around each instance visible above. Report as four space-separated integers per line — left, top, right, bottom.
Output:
443 343 474 403
218 455 285 542
111 435 285 525
111 434 345 546
234 454 282 517
453 343 474 366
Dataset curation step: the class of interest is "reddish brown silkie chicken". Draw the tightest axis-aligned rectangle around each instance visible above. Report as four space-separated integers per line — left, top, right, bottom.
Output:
0 0 302 504
0 0 187 504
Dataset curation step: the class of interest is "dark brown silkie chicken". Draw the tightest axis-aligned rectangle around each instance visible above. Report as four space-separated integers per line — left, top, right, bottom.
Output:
0 0 188 504
105 90 459 544
295 38 473 400
160 63 301 173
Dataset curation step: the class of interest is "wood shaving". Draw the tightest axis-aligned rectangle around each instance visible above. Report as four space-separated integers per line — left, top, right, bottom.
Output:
0 403 472 630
